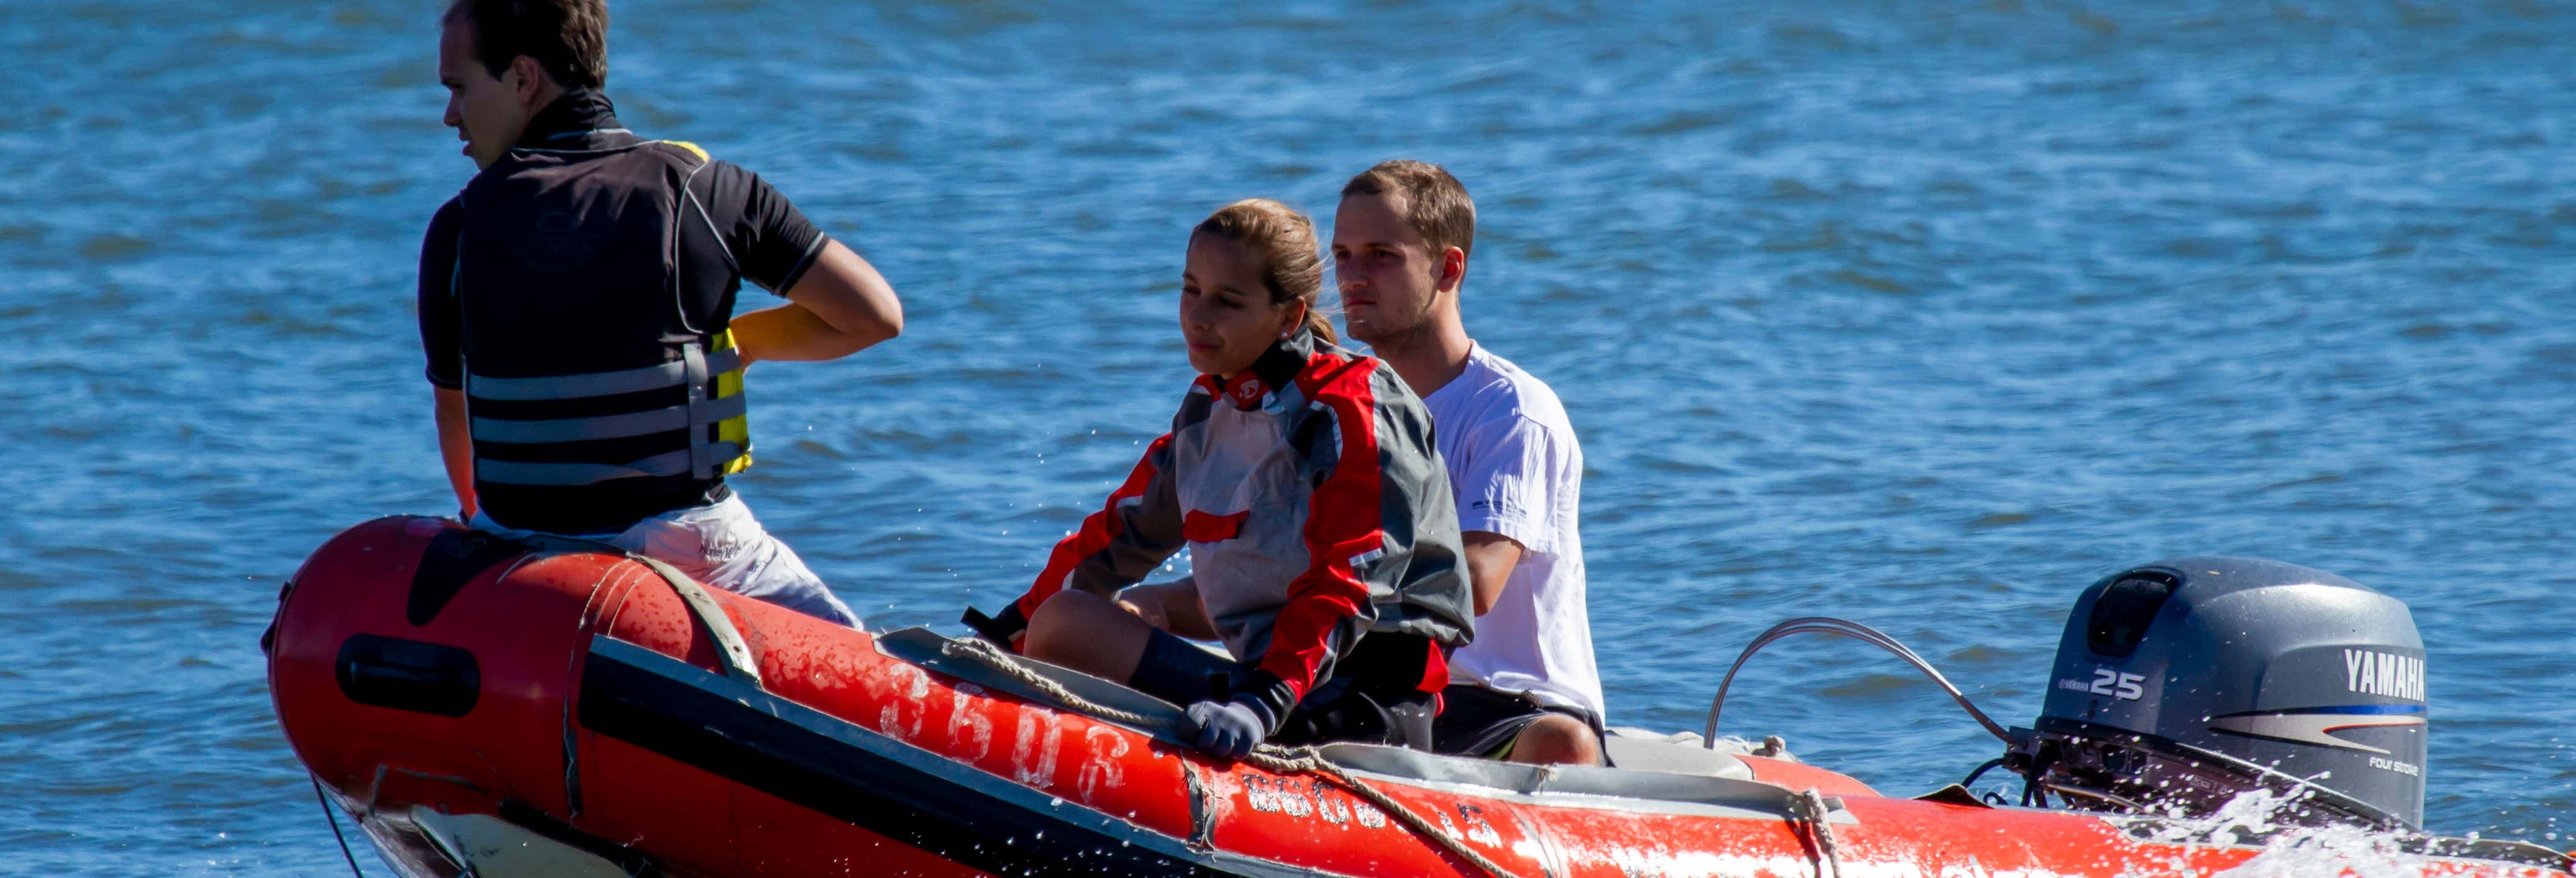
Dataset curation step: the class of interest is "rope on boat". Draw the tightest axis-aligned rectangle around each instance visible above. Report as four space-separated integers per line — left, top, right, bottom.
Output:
940 637 1522 878
516 531 765 688
1790 787 1845 878
311 773 368 877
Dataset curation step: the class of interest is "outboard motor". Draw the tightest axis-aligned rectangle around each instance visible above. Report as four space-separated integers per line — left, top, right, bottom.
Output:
2004 556 2427 830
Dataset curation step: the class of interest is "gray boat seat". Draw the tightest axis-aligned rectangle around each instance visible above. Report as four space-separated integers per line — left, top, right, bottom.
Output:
1601 728 1762 778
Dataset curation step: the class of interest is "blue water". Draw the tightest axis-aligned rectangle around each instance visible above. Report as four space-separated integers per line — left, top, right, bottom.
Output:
4 1 2570 872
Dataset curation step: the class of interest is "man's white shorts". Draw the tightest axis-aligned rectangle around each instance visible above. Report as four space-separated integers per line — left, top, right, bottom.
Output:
470 493 861 628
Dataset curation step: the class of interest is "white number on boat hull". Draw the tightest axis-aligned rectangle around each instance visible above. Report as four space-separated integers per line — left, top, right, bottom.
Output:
1240 776 1385 828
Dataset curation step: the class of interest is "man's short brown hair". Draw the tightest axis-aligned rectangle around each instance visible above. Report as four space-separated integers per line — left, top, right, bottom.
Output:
1340 160 1475 259
445 0 609 91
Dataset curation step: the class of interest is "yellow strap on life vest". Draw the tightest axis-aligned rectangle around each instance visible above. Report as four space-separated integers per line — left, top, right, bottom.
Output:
710 328 753 474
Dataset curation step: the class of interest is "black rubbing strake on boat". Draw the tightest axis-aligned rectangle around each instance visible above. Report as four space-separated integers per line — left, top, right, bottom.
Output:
573 636 1340 878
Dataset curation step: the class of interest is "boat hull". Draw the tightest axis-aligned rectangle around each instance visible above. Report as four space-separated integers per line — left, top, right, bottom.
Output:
266 517 2572 877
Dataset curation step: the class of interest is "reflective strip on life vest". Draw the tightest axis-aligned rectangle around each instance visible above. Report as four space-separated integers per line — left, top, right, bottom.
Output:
467 333 750 486
473 441 747 486
466 348 742 401
468 393 747 443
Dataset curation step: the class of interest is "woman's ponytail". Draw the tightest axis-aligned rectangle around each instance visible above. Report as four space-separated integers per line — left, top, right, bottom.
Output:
1301 303 1338 346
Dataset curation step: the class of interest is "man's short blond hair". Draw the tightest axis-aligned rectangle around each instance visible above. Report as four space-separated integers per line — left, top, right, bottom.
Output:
1340 160 1475 259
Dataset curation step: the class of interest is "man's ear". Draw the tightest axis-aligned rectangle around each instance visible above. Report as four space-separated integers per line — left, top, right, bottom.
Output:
1438 247 1468 294
510 55 548 106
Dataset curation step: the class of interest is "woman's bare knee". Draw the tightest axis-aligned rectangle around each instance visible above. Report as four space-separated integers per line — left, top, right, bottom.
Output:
1507 715 1603 766
1022 590 1153 682
1023 590 1114 659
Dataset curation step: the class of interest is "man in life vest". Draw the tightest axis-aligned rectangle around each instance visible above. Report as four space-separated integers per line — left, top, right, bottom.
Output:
1331 160 1606 765
419 0 901 626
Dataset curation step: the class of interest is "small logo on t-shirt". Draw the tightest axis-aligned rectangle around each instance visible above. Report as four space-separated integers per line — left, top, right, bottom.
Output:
1231 379 1264 408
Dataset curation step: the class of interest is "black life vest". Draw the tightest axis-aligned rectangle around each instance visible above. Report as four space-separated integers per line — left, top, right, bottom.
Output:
452 137 752 514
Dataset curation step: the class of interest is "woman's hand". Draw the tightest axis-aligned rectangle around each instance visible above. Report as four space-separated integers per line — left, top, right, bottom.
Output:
1180 697 1276 760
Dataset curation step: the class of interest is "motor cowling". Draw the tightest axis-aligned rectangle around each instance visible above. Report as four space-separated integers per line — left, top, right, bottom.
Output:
2009 556 2427 830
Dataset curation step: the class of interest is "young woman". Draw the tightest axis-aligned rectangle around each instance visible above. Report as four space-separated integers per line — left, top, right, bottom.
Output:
968 199 1473 759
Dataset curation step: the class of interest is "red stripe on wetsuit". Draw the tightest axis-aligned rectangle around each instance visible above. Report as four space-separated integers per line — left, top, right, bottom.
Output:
1257 353 1443 703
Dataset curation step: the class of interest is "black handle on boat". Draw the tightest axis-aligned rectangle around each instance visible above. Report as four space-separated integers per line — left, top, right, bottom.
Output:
1703 616 2014 749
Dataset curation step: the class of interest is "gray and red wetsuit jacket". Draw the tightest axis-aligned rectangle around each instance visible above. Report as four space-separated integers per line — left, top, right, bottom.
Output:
1012 331 1474 719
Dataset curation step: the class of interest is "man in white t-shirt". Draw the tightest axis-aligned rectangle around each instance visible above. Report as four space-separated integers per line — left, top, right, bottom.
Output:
1331 160 1605 765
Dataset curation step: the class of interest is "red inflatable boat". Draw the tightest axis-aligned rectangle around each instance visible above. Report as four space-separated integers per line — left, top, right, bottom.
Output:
266 517 2572 877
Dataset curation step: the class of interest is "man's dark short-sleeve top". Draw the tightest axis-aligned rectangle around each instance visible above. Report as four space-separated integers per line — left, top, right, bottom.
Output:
417 94 824 389
413 90 831 533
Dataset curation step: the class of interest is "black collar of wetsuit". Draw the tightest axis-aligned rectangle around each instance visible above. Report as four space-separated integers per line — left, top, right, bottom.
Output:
515 88 630 150
1205 330 1319 410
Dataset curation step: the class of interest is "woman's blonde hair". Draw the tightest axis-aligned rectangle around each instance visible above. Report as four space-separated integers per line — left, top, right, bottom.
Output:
1191 199 1336 345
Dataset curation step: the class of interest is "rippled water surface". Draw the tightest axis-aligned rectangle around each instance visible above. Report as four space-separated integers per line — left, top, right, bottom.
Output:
4 1 2571 872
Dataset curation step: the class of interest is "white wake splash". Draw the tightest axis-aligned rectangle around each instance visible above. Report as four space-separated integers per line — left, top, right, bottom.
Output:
2113 787 2468 878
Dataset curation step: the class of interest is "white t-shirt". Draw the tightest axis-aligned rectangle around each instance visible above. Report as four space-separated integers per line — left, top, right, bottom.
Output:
1422 343 1604 721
